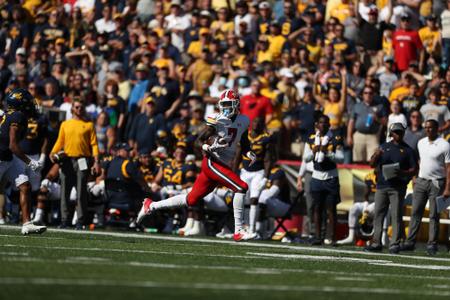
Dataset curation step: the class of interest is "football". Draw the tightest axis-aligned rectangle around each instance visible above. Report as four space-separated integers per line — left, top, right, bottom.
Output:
206 135 219 145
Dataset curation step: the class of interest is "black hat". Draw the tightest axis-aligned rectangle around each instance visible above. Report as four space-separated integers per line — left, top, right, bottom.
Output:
389 123 406 133
115 143 133 151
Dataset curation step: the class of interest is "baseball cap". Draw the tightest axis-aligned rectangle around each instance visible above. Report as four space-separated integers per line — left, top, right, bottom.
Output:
390 123 406 133
144 96 155 105
426 14 437 21
259 1 270 9
55 38 65 45
16 47 26 56
200 10 211 18
115 143 132 151
135 63 149 72
400 12 411 19
170 0 181 6
383 55 394 63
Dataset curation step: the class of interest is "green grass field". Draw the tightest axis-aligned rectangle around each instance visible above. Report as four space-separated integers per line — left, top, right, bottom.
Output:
1 226 450 300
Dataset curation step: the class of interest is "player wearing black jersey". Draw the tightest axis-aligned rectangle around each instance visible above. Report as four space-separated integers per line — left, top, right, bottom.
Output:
0 88 46 234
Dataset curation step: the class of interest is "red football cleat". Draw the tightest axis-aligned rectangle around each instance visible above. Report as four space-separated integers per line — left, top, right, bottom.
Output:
136 198 153 224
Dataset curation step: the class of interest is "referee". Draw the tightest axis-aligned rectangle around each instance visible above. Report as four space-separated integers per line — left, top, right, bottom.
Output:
401 119 450 255
50 99 100 229
365 123 417 253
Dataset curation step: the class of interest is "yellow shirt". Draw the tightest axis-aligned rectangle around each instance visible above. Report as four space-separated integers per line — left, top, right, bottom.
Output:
307 43 321 64
51 118 99 157
382 37 393 56
323 101 343 128
330 3 351 24
389 86 410 102
257 50 273 63
187 41 204 58
267 35 286 59
210 21 234 41
418 26 440 54
152 58 172 69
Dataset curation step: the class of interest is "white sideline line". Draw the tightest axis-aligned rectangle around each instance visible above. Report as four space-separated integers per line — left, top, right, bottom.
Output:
0 243 273 260
0 251 28 256
247 252 392 264
1 225 450 263
371 262 450 271
0 277 450 297
2 255 449 282
333 277 374 282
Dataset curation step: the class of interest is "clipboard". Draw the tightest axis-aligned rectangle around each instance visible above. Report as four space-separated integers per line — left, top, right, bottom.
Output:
382 163 400 180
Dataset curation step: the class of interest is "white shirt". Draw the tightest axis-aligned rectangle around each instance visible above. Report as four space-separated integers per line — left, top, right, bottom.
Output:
95 18 116 34
165 14 191 51
441 9 450 39
234 14 253 35
417 137 450 180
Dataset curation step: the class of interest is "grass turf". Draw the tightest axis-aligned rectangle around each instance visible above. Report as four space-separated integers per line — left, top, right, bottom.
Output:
1 226 450 300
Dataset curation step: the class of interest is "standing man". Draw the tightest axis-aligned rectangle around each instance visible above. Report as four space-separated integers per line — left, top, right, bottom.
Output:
392 12 424 73
303 114 344 245
240 79 273 126
401 119 450 255
50 99 100 229
365 123 417 253
347 85 388 164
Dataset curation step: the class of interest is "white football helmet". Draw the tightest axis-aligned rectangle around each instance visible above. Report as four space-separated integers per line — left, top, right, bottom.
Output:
218 89 240 118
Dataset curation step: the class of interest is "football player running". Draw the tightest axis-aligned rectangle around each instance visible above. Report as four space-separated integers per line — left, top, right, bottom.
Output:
137 89 257 241
0 88 46 234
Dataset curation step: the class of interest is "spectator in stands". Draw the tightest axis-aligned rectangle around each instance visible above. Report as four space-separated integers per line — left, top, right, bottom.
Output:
50 99 100 229
404 109 425 154
420 88 450 133
365 123 417 253
401 119 450 255
392 12 424 73
240 79 273 126
347 85 388 164
128 96 166 155
441 0 450 68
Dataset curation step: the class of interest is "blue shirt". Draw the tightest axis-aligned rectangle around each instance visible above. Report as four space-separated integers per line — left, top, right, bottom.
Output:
128 79 149 113
376 141 417 189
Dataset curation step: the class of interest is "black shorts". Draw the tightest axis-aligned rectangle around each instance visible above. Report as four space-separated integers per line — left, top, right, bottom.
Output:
310 177 340 206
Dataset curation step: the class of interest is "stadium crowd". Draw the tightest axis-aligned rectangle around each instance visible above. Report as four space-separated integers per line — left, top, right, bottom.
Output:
0 0 450 253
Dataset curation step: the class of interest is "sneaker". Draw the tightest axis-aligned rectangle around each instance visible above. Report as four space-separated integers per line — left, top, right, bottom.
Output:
426 245 438 256
364 244 382 252
136 198 153 224
216 226 232 239
21 221 46 235
400 243 415 252
184 222 205 236
337 236 355 245
389 245 400 254
233 229 257 242
0 218 5 225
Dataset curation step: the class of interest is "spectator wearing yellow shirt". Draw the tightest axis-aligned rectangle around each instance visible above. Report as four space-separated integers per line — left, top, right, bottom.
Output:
186 48 213 96
418 15 440 59
389 73 416 103
210 7 234 41
50 99 100 229
187 28 211 59
267 21 287 61
314 67 348 132
152 46 176 79
256 35 273 63
330 0 352 24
